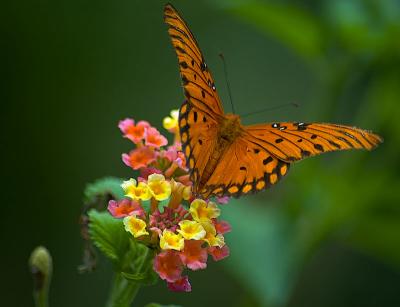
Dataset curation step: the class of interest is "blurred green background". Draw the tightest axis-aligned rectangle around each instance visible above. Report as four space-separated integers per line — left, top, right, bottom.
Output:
3 0 400 306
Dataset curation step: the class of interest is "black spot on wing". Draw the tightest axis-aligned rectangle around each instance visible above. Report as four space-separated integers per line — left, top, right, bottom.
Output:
263 156 273 165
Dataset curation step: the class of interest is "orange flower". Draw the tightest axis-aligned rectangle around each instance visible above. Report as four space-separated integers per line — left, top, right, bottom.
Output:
153 250 183 282
179 240 207 270
145 127 168 148
107 199 145 218
122 147 156 170
119 118 150 144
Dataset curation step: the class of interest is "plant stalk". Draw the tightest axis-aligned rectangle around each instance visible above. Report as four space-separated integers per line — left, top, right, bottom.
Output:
106 247 152 307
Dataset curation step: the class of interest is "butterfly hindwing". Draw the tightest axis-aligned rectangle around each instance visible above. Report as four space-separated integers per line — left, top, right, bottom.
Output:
164 4 224 119
246 122 382 162
199 136 290 198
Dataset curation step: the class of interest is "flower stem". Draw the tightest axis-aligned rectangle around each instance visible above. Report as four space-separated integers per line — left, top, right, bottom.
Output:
105 247 152 307
105 273 141 307
33 286 49 307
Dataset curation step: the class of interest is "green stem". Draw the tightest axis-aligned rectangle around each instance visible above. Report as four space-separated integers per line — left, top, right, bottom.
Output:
106 247 152 307
105 273 141 307
29 246 52 307
33 285 49 307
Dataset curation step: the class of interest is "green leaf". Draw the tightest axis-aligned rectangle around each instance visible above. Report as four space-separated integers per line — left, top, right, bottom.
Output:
121 246 158 286
121 270 158 286
88 210 130 266
89 210 159 286
217 0 325 59
84 177 125 203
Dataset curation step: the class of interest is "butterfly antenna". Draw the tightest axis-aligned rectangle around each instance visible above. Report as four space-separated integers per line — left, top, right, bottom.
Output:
219 53 236 114
241 103 299 118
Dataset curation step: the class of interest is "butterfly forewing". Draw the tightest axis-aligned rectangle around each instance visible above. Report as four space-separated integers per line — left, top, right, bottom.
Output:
246 122 383 162
164 4 224 118
179 101 219 193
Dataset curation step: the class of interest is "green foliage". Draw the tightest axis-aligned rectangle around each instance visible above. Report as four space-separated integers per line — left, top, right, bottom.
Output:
88 210 157 283
144 304 181 307
88 210 129 265
223 203 300 306
220 0 325 59
207 2 400 306
84 177 125 203
89 210 159 306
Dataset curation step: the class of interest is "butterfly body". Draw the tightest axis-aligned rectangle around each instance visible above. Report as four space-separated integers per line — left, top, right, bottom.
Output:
165 3 382 199
218 113 243 142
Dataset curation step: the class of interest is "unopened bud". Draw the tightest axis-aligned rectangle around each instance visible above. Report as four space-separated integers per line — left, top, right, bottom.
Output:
29 246 52 306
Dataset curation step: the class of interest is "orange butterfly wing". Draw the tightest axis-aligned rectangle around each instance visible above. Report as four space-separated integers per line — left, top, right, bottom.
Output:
245 122 382 162
179 101 219 194
164 3 225 193
164 4 383 199
198 135 290 198
199 122 382 198
164 4 224 117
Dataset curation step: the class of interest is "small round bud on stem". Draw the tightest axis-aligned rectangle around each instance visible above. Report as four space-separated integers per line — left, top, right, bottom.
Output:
29 246 52 307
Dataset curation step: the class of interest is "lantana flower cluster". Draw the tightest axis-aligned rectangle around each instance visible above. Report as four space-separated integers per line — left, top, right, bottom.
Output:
107 110 230 292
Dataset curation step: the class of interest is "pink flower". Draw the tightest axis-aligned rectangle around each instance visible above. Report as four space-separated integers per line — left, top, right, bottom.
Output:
145 127 168 148
179 240 208 270
163 145 187 169
213 220 231 234
208 245 230 261
107 199 145 218
167 275 191 292
119 118 150 144
153 250 183 282
122 147 156 170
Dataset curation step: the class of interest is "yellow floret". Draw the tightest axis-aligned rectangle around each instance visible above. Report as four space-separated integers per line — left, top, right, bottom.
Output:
123 216 149 238
202 221 225 248
121 178 151 201
159 229 184 251
177 220 206 240
147 174 171 201
163 109 179 131
189 199 221 222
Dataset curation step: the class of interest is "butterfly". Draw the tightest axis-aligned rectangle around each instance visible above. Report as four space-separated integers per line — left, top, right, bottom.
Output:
164 3 383 199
